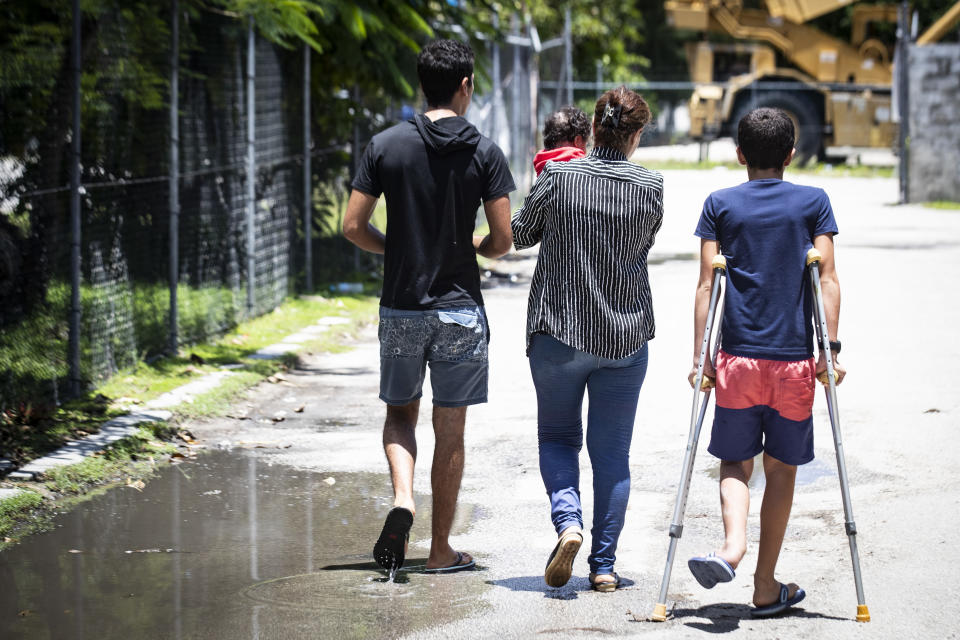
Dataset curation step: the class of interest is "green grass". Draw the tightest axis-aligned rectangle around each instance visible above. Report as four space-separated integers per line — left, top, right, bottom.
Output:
0 490 44 542
639 159 895 178
2 292 379 467
39 423 177 495
923 201 960 210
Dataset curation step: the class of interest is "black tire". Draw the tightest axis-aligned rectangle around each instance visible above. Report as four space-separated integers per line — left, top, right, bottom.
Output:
729 90 822 166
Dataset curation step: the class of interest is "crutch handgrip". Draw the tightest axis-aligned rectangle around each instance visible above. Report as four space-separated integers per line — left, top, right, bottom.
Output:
817 370 832 386
712 254 727 271
700 375 715 390
805 248 822 267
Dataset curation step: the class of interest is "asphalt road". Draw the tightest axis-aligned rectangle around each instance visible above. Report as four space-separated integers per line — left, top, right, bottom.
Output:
190 168 960 639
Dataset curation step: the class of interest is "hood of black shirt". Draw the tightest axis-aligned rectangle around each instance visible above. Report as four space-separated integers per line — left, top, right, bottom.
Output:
413 115 481 155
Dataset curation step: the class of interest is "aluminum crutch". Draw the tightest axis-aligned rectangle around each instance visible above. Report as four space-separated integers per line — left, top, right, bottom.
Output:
807 249 870 622
805 248 870 623
652 254 726 622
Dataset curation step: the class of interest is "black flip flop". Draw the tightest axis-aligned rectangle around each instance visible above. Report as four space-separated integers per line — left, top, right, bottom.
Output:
373 507 414 572
422 551 476 574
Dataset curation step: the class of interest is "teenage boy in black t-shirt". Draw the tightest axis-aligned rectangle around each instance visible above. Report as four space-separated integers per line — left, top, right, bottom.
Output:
344 38 515 574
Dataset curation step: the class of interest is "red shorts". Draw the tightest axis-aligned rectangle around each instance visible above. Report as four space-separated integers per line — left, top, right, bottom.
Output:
708 350 816 465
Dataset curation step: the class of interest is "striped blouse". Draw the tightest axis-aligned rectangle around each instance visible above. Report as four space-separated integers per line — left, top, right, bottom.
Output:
511 146 664 360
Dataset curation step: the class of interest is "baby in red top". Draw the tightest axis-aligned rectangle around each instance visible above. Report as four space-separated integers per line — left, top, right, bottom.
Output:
533 106 591 176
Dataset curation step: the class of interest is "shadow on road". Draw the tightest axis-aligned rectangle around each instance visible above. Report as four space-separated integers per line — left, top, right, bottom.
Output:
486 574 636 600
661 603 850 633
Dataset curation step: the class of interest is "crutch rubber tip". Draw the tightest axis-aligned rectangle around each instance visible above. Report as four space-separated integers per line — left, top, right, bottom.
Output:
651 603 668 622
856 604 871 622
711 254 727 271
805 248 822 266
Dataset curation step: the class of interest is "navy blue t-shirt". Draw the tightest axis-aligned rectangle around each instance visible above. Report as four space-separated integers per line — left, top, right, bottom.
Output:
695 178 839 361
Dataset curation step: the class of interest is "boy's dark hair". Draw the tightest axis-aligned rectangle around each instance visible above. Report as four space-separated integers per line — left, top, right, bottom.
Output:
417 39 474 108
592 86 651 153
543 106 591 150
737 108 795 169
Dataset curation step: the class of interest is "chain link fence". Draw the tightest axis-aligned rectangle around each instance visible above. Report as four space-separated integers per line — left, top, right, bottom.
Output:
0 4 376 412
0 4 694 413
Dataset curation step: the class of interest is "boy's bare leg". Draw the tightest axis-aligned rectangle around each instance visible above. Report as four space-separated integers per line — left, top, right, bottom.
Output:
426 405 470 569
716 458 753 569
753 452 801 605
384 401 420 516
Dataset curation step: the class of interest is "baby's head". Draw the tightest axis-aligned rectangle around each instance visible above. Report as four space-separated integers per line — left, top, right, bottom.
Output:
543 106 591 151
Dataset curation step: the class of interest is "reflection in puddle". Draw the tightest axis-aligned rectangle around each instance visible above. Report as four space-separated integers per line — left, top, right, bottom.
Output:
0 451 485 640
705 455 837 489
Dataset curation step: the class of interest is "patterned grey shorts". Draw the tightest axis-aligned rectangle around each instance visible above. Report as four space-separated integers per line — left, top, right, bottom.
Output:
378 306 488 407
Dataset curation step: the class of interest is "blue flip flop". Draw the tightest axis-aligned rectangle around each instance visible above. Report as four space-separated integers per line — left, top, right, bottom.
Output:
687 553 736 589
751 583 806 618
422 551 476 574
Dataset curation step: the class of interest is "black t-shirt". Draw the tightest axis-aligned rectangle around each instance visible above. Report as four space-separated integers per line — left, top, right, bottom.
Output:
351 115 515 310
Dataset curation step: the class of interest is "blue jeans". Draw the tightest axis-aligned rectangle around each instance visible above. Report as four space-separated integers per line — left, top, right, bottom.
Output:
528 333 649 574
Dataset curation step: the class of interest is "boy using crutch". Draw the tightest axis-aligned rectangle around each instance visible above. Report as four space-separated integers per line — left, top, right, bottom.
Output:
686 107 846 617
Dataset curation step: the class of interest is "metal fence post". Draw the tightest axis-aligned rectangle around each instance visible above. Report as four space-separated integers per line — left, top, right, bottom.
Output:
352 84 361 272
491 13 501 144
68 0 82 396
246 20 256 314
897 0 910 204
511 15 521 173
303 43 313 293
169 0 180 354
564 7 573 105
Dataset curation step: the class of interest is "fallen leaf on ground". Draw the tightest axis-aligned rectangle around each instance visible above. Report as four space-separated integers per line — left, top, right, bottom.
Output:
294 404 305 413
323 477 336 486
18 610 32 617
68 549 83 554
126 479 145 491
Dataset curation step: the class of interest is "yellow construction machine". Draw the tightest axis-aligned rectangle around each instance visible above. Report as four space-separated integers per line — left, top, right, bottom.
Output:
666 0 960 163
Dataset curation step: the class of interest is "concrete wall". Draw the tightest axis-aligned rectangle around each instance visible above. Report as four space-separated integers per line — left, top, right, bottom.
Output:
908 44 960 202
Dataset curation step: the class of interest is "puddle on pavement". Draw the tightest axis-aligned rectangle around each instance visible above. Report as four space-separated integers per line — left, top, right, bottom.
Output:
705 455 836 489
0 451 486 640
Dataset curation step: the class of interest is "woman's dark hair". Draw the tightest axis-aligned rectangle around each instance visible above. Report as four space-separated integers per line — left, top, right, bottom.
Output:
543 106 591 150
737 108 795 169
592 86 651 153
417 39 474 108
